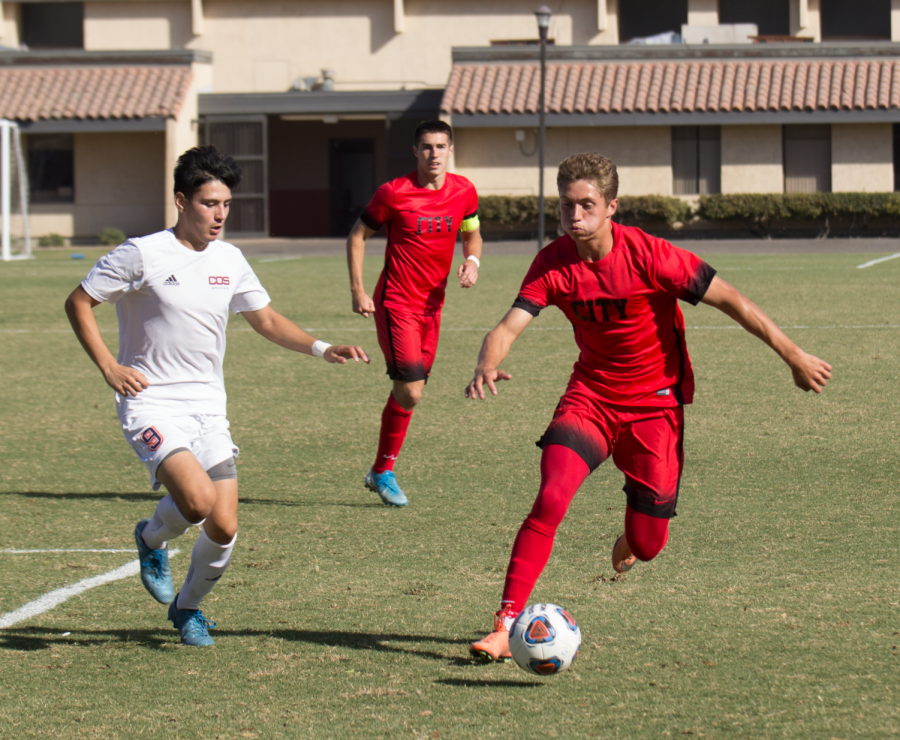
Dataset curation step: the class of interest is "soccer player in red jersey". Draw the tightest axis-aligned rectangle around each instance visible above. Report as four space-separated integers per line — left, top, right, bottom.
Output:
346 120 482 506
465 152 832 661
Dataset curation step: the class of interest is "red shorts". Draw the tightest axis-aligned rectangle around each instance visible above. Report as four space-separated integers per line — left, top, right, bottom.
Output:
374 305 441 382
538 389 684 519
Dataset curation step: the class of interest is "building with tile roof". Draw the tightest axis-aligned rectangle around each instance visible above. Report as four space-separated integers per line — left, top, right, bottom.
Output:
2 0 899 239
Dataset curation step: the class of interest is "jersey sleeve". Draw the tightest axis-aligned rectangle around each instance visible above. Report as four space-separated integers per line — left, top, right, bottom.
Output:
81 242 144 304
460 184 480 233
645 237 717 306
512 253 555 316
229 256 271 315
359 182 395 231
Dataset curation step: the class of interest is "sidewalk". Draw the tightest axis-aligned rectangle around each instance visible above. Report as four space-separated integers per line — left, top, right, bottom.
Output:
231 236 900 258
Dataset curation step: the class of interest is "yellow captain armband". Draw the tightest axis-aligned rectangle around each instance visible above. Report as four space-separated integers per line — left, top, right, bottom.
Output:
460 213 480 232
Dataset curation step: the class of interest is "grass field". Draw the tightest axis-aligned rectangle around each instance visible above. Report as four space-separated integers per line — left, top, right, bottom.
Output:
0 246 898 739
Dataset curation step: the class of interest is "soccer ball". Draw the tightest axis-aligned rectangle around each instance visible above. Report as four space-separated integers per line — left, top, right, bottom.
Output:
509 603 581 676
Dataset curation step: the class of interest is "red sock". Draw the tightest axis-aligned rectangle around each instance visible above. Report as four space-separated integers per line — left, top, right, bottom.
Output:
373 394 413 473
624 505 670 562
501 445 590 614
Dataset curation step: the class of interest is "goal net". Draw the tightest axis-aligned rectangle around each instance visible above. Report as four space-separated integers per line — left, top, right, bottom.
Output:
0 120 31 261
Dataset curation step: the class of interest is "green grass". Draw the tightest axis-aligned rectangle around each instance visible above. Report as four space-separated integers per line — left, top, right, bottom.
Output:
0 248 898 739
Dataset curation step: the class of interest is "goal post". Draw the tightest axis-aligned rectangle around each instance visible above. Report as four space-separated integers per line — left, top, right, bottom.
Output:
0 119 31 261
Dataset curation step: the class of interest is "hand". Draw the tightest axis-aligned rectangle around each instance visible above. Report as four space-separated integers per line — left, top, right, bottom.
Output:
788 351 832 393
324 345 371 365
102 363 149 397
352 291 376 318
465 366 512 400
458 260 479 288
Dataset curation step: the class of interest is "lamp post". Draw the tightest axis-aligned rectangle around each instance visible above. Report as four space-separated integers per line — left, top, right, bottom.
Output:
535 5 551 251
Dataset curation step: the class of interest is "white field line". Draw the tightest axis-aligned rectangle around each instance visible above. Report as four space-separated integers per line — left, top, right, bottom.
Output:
0 549 179 629
857 252 900 269
1 548 136 554
257 255 305 263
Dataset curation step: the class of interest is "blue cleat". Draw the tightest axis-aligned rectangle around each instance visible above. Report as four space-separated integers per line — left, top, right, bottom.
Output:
364 468 409 507
134 519 175 604
168 595 216 646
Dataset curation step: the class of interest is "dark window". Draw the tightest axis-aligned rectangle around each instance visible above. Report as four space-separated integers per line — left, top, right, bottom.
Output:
619 0 687 43
821 0 889 39
27 134 74 203
893 124 900 191
783 125 831 194
22 3 84 49
672 126 720 195
719 0 789 36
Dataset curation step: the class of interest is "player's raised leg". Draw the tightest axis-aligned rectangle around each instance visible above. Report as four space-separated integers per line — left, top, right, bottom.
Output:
156 450 233 646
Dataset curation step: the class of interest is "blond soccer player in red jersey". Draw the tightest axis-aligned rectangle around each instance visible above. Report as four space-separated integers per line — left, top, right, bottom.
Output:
466 152 832 661
347 120 483 506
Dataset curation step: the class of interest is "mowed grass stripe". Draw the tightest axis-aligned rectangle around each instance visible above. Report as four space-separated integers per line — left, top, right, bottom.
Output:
0 251 897 739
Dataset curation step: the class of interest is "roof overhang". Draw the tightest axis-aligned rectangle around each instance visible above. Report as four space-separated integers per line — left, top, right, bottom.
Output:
200 89 444 119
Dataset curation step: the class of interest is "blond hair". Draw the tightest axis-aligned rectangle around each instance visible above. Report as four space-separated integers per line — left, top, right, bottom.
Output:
557 152 618 203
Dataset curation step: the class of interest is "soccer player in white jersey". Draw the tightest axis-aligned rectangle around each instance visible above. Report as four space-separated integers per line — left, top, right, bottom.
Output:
65 145 369 646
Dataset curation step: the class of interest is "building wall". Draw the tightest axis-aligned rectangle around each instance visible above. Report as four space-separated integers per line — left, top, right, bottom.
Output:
1 2 20 46
790 0 821 41
453 125 672 197
687 0 719 26
72 131 166 238
721 125 784 193
831 123 894 192
84 2 194 50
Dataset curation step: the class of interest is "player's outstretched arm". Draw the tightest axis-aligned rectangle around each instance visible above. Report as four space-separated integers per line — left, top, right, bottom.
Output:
241 305 369 365
700 276 832 393
346 218 377 318
465 307 534 400
457 227 483 289
64 285 149 396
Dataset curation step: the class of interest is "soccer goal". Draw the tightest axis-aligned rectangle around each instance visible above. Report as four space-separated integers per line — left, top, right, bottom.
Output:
0 119 31 261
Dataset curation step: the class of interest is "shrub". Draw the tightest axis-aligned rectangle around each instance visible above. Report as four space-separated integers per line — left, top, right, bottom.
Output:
38 233 65 247
479 194 690 227
98 227 127 246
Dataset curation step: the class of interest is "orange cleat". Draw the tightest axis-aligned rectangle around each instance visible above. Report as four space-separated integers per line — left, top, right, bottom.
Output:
469 607 516 662
612 534 637 574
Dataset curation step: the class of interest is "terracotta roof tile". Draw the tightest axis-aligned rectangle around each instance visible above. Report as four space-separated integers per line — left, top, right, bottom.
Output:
442 58 900 116
0 66 191 121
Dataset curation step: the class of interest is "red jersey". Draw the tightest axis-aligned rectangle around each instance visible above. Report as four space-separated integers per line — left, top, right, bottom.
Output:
361 171 479 312
514 224 716 408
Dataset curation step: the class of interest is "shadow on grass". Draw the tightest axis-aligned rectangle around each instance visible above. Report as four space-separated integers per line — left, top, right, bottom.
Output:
0 492 383 508
0 626 472 664
435 678 543 688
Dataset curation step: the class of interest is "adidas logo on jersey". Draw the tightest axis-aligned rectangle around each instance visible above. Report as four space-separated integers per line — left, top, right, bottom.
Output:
163 274 179 286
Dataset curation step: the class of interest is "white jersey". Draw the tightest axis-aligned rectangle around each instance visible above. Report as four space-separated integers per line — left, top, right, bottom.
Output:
81 229 270 418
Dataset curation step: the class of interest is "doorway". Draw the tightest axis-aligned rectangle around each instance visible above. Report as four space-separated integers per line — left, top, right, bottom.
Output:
329 138 375 236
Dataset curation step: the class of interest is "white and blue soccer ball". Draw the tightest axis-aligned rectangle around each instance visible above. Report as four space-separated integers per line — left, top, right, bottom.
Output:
509 603 581 676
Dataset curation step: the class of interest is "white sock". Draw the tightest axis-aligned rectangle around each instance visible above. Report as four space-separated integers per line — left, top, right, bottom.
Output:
141 495 199 550
176 530 236 611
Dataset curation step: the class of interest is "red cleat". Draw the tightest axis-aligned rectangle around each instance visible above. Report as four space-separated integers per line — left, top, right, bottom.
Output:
612 534 637 574
470 607 516 662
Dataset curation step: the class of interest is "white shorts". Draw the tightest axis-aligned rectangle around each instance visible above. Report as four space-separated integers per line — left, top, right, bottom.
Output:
121 413 239 491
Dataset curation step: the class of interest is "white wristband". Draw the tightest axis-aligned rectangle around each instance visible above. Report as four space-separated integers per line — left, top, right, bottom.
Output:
466 255 480 268
311 340 331 358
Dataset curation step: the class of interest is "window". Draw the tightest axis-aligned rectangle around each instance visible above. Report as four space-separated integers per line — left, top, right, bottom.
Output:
821 0 889 40
27 134 74 203
22 3 84 49
719 0 789 37
672 127 720 195
619 0 687 43
783 125 831 194
893 124 900 191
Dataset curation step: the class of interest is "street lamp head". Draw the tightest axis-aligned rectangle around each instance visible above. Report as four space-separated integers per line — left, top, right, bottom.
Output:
535 5 552 31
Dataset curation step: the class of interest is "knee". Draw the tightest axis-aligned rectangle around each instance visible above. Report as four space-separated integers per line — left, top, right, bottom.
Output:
393 384 422 410
179 481 217 522
527 488 571 531
625 509 670 562
629 536 667 562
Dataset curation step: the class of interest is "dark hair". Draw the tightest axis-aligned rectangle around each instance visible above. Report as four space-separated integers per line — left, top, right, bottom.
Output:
173 145 242 198
414 119 453 146
557 152 619 203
